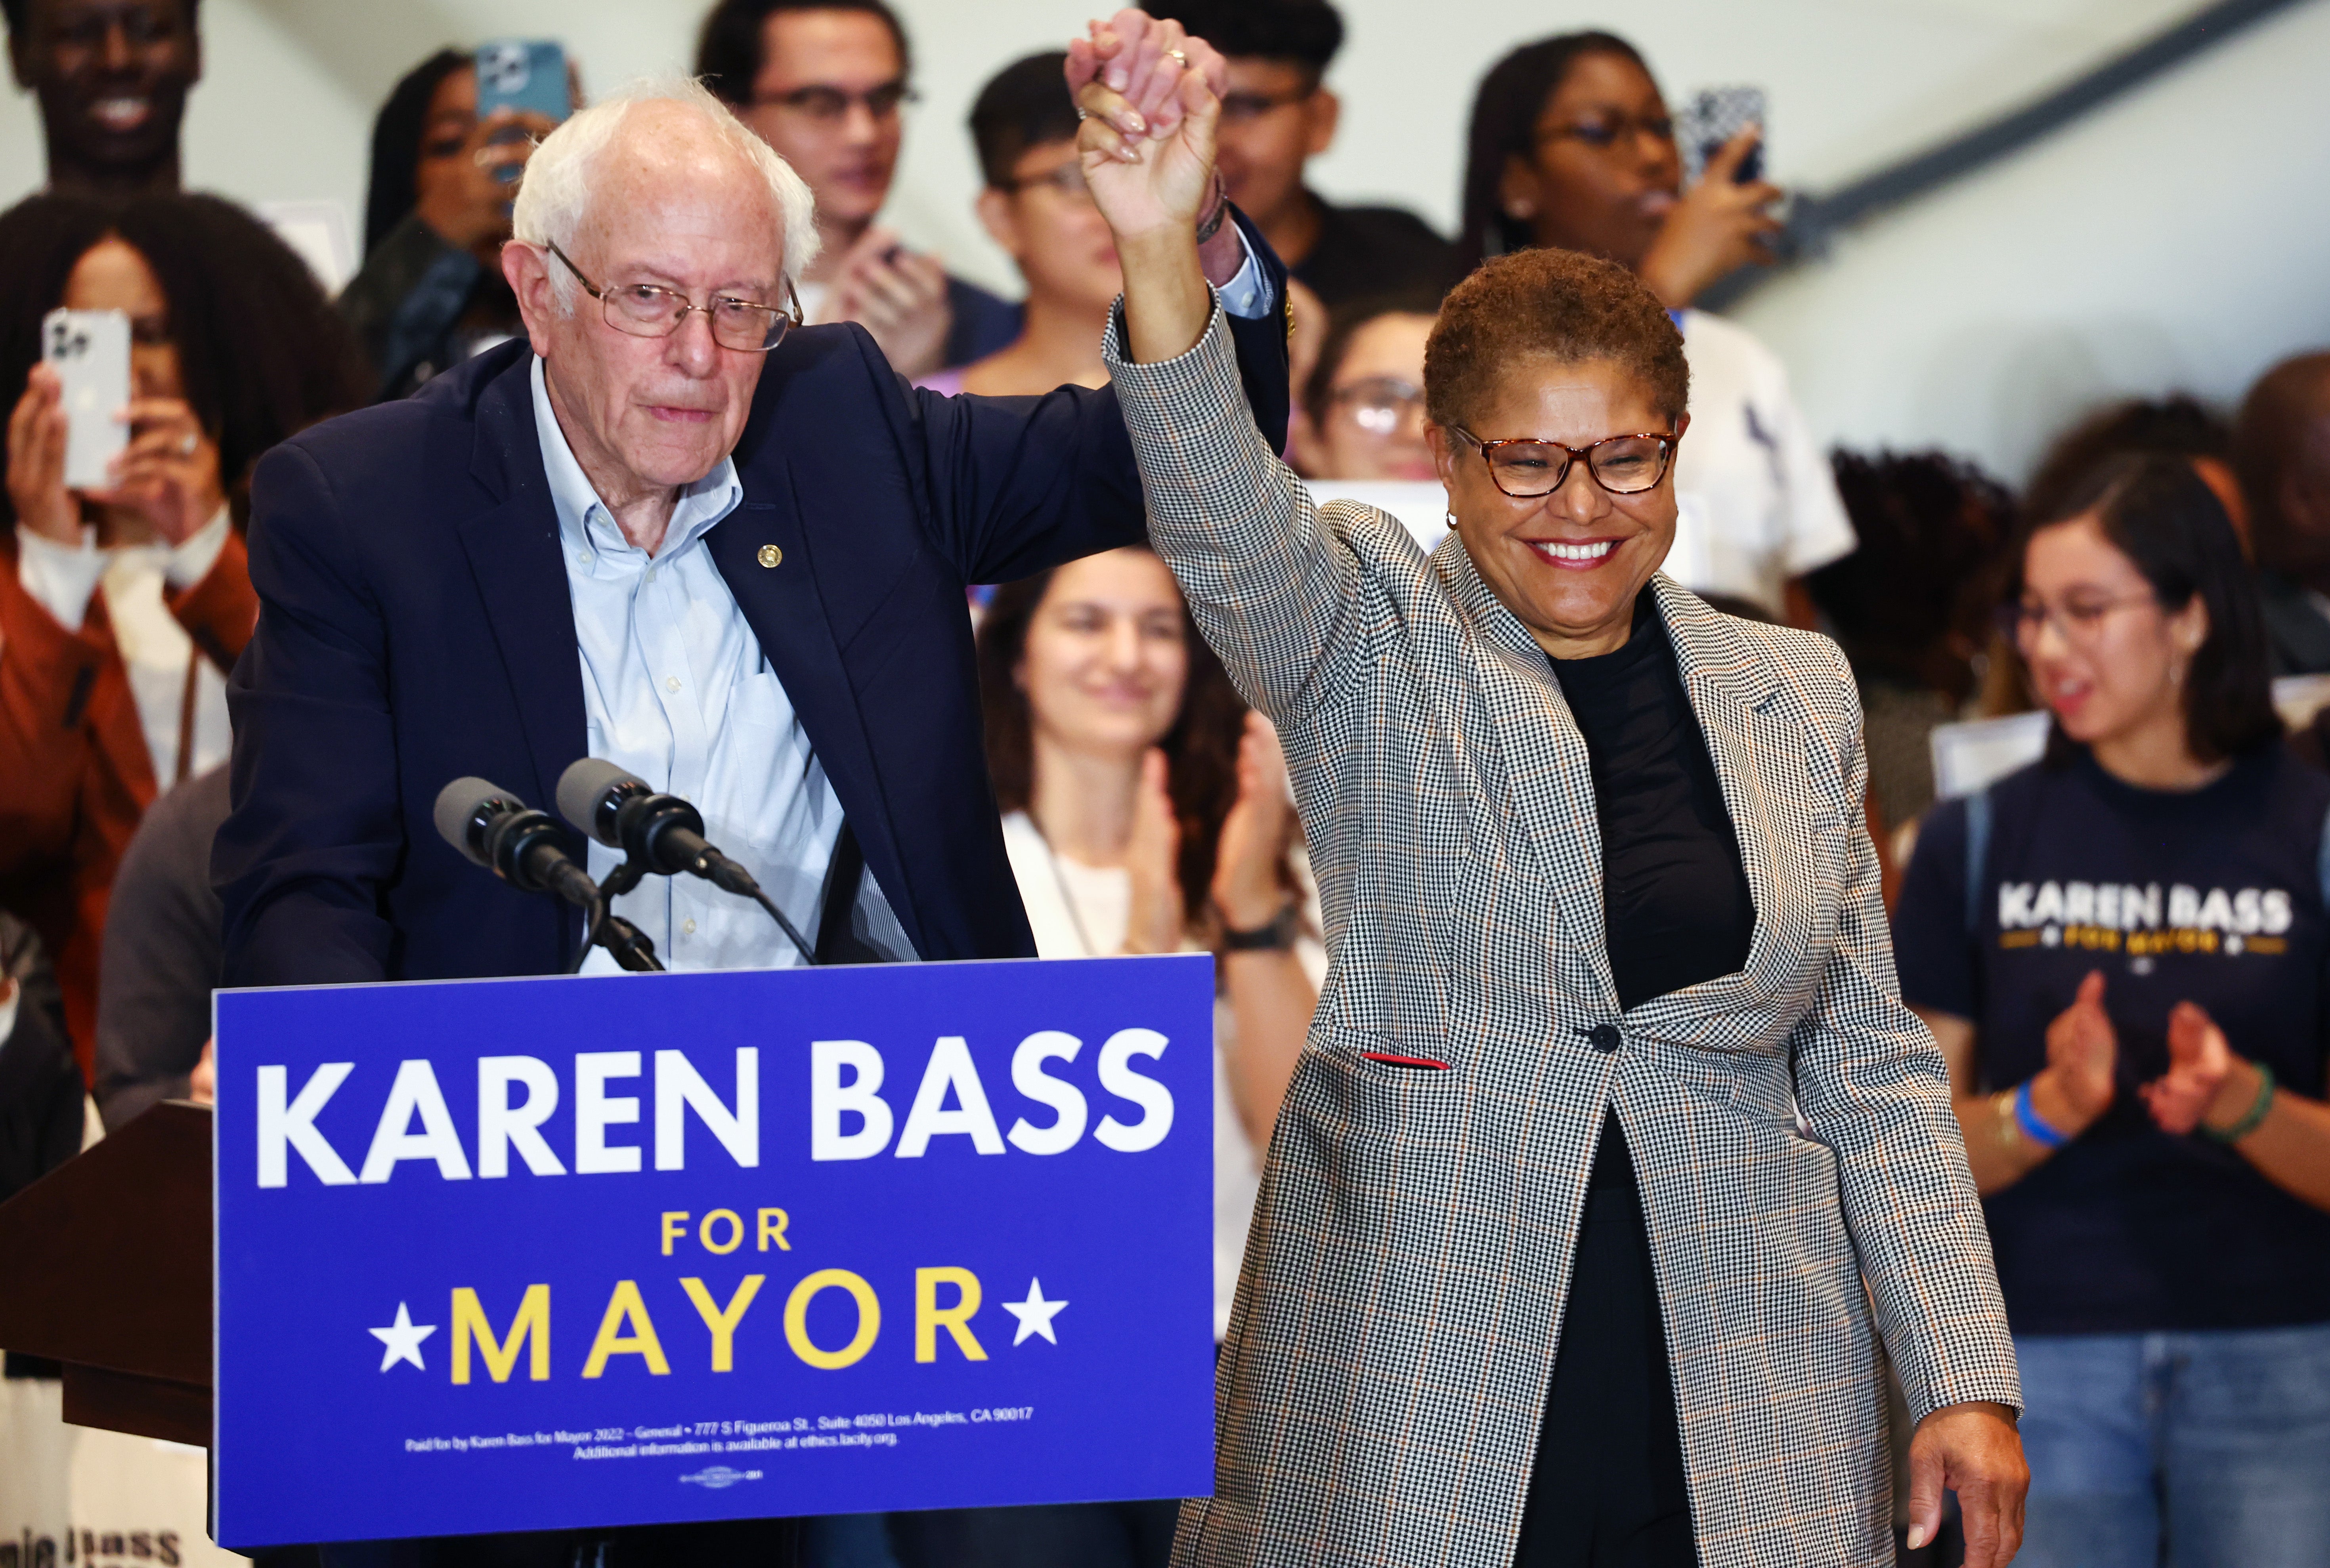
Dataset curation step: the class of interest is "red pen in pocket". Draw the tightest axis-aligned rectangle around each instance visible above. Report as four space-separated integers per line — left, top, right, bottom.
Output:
1362 1051 1453 1071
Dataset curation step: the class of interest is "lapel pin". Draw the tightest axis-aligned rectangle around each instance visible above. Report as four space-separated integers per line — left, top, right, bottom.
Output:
757 544 783 569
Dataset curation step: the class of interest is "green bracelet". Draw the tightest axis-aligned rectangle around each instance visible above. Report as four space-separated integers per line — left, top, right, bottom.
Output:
2200 1062 2276 1144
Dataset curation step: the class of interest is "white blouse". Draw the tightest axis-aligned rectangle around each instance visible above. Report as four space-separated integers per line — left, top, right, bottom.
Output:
1001 810 1323 1341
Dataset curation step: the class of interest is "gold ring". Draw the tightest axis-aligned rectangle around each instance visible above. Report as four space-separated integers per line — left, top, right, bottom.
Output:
1164 47 1188 66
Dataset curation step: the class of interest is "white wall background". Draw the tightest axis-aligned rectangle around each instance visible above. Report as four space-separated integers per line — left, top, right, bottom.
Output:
3 0 2326 482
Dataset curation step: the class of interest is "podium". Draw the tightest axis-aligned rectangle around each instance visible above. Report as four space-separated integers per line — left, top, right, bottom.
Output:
0 1100 212 1448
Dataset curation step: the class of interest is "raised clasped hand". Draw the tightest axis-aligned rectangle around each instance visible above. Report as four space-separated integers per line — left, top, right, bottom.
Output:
1064 10 1228 241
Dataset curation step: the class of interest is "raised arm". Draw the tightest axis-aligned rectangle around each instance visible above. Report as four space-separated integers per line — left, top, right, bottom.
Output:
1071 10 1372 724
895 13 1287 589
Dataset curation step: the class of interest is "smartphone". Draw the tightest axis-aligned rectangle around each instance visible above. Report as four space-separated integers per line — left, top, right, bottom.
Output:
42 307 130 492
1678 86 1766 186
474 40 569 181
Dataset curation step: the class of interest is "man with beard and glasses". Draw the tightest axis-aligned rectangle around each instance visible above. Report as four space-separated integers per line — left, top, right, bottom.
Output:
6 0 199 199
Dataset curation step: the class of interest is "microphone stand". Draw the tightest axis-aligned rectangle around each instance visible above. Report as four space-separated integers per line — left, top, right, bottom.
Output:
564 855 667 974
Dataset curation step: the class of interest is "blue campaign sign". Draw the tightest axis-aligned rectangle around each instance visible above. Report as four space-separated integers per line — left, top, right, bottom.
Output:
211 955 1216 1548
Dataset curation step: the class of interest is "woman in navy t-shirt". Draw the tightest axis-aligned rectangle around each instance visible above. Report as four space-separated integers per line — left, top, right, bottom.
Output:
1894 454 2330 1567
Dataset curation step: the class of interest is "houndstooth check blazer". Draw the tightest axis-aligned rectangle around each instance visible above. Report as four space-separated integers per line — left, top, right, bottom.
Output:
1107 313 2021 1568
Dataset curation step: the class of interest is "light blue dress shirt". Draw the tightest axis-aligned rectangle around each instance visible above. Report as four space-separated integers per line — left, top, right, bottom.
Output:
531 357 844 974
526 252 1273 973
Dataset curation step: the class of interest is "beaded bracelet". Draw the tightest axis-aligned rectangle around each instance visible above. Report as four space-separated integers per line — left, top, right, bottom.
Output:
2013 1079 2072 1150
2200 1062 2276 1144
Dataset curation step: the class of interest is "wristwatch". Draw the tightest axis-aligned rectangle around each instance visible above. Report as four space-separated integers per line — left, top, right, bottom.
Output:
1219 903 1296 952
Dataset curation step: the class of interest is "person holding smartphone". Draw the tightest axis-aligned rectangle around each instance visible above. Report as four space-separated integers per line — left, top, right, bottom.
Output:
696 0 1020 378
0 191 363 1081
1456 34 1855 629
340 46 578 402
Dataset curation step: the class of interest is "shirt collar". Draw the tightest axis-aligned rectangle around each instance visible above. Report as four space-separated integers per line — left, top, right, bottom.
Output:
529 354 742 567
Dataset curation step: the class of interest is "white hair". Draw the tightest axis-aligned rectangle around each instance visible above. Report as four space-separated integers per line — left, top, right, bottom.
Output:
511 74 821 311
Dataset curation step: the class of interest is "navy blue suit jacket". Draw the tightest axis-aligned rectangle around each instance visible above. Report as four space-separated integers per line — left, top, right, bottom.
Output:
216 241 1288 987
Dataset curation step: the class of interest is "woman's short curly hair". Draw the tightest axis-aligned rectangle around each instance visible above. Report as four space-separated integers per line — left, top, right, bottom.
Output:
1424 247 1688 433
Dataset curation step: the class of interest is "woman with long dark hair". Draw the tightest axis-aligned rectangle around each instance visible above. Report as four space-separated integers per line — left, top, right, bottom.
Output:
1894 454 2330 1565
1456 34 1853 626
338 47 570 401
890 544 1318 1568
0 189 363 1080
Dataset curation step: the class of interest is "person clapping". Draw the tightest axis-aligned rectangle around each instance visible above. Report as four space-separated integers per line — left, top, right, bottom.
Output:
1895 454 2330 1568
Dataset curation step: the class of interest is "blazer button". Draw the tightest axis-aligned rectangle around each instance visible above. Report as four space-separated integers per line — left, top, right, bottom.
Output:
1587 1023 1622 1054
757 544 783 569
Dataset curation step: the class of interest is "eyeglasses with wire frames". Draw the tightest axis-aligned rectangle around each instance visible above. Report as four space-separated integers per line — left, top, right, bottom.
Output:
1996 592 2162 650
1449 426 1679 498
749 81 917 124
1328 377 1426 437
997 160 1095 204
1219 86 1315 124
547 241 803 353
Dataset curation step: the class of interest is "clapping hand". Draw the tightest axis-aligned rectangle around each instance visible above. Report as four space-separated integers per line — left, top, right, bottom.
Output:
2141 1000 2234 1135
828 226 954 379
2036 969 2117 1136
1121 747 1185 955
1212 712 1294 931
1065 10 1229 243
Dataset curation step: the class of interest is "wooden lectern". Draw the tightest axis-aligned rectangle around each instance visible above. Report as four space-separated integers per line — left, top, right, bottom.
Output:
0 1100 211 1447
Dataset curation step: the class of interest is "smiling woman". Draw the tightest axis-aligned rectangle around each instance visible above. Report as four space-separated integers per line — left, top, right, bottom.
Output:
1082 57 2032 1544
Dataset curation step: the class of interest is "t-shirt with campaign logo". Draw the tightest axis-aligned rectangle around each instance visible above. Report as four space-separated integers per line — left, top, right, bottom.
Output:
1893 744 2330 1336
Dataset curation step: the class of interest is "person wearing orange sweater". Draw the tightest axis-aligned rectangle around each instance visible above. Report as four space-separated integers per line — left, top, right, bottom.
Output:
1 191 363 1077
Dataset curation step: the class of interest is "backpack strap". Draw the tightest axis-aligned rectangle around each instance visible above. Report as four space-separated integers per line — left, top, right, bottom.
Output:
1965 786 1993 937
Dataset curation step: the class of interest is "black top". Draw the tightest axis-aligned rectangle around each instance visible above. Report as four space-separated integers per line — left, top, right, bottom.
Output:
1895 745 2330 1334
1289 193 1462 309
1551 599 1756 1011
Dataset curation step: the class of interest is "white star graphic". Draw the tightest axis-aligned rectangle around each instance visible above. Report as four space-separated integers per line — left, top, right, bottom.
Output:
369 1302 438 1373
1000 1278 1069 1346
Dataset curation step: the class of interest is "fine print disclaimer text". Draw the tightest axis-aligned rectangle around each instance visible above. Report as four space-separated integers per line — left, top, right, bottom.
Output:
400 1407 1038 1462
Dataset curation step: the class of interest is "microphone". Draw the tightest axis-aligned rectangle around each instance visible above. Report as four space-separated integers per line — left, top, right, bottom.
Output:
434 777 601 911
556 758 816 964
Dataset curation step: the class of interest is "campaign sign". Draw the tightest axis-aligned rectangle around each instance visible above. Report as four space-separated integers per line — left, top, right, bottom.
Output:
212 956 1215 1548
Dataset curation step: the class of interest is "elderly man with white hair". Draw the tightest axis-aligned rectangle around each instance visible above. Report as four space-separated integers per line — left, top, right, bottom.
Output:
212 42 1284 1564
218 46 1286 989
